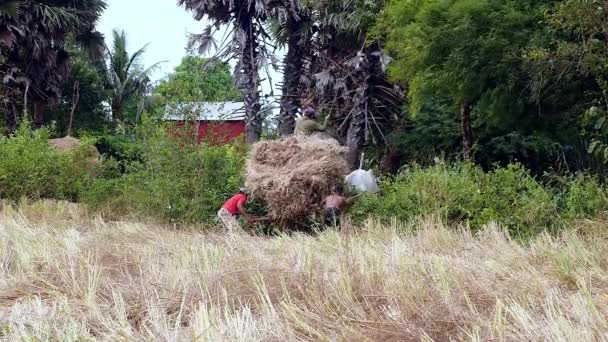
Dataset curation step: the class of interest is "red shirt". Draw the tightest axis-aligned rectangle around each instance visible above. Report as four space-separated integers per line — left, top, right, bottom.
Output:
222 193 247 215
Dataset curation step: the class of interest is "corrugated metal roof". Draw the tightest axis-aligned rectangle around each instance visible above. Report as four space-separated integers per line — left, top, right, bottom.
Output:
164 102 246 121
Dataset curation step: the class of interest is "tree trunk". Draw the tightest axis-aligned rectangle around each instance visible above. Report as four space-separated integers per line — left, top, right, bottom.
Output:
33 100 45 129
239 18 262 144
380 144 403 174
346 53 371 169
461 101 473 160
111 102 121 124
5 101 18 134
278 16 306 136
347 114 365 169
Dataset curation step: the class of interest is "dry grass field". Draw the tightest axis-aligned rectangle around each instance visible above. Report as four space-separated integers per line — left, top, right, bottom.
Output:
1 201 608 341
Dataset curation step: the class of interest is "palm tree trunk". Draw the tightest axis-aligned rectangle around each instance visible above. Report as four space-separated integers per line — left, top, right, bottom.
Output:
346 53 371 169
33 100 45 129
461 101 473 160
111 102 121 124
239 18 262 144
278 16 306 136
5 101 18 134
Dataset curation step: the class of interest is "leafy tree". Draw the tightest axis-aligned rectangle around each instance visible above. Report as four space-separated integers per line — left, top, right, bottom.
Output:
0 0 106 133
373 0 549 160
105 29 162 124
153 56 241 109
45 43 110 135
524 0 608 166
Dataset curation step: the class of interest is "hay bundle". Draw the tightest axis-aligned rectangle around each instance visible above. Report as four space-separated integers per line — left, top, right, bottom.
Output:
246 135 349 225
49 136 101 163
49 136 81 150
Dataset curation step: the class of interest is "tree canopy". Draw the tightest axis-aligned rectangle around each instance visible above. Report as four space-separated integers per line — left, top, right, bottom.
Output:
153 56 241 106
0 0 107 132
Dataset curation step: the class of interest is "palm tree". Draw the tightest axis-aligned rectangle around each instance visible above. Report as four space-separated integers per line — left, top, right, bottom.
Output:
105 30 162 123
289 0 403 167
178 0 278 144
272 4 315 136
1 0 107 133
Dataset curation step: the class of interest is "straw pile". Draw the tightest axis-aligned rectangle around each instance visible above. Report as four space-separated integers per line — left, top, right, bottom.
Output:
49 136 101 163
246 135 349 225
48 136 81 150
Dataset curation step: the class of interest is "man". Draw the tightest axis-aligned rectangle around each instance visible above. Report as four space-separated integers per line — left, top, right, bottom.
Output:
323 185 357 226
294 108 330 136
217 187 260 232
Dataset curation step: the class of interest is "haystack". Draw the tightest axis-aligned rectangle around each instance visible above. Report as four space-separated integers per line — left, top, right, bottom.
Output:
49 136 101 163
49 136 81 150
245 135 349 226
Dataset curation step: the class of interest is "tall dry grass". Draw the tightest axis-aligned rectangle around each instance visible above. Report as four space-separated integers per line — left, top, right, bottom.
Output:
1 201 608 341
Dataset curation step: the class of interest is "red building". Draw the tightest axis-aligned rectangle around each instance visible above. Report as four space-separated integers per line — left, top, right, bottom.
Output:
164 102 245 144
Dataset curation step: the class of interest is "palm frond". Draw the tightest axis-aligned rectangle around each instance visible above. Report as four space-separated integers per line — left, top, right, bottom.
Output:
0 0 21 17
76 30 106 60
126 43 150 75
34 4 80 32
188 26 218 55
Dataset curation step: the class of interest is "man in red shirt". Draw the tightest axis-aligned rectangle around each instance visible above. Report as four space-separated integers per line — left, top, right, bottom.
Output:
217 187 260 232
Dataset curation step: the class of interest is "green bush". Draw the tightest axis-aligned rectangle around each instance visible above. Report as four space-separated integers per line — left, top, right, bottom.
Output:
351 163 484 223
94 134 144 172
0 125 92 201
82 125 246 223
475 164 558 237
560 174 608 219
5 121 608 231
352 162 560 237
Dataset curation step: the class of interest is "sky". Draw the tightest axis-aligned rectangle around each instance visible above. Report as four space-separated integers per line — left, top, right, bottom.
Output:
98 0 284 108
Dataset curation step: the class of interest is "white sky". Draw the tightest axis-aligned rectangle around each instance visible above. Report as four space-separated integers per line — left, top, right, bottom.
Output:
98 0 284 109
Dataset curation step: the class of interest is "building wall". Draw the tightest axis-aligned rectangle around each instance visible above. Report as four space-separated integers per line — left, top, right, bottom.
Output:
174 121 246 144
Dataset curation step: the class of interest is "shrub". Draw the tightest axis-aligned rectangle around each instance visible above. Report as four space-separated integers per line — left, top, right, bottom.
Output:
94 134 144 172
0 125 92 201
351 163 484 224
82 125 246 223
476 164 558 237
351 162 560 237
561 174 608 219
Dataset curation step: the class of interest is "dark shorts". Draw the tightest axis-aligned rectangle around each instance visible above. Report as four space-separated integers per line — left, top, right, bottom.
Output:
324 207 341 225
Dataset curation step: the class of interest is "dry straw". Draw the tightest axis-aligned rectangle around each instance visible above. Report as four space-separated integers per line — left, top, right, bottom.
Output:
1 201 608 341
245 135 350 226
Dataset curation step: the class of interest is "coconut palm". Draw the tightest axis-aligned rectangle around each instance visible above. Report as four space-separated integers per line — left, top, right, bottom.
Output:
290 0 403 167
272 3 315 136
105 30 162 123
178 0 282 143
0 0 106 133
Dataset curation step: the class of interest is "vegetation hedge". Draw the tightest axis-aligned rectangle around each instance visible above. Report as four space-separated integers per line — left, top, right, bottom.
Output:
351 163 608 238
2 124 608 233
0 125 93 201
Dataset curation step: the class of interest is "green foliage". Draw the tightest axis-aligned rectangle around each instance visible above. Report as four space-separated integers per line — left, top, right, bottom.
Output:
83 123 246 223
94 134 144 172
350 162 608 238
522 0 608 168
370 0 599 173
45 43 110 135
352 162 483 224
106 29 162 124
476 164 557 236
560 174 608 219
153 56 241 111
0 124 93 201
374 0 546 113
0 0 107 133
